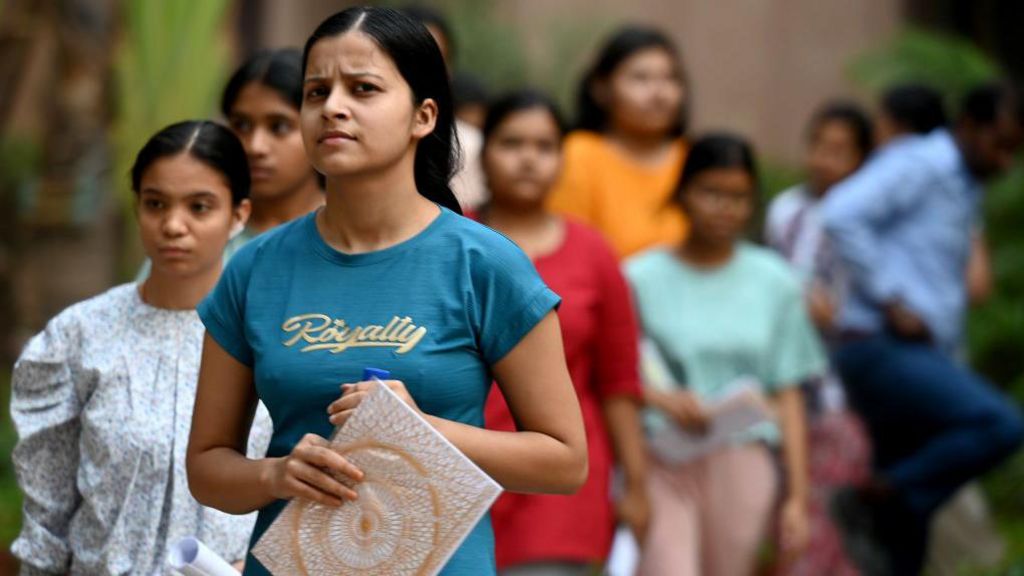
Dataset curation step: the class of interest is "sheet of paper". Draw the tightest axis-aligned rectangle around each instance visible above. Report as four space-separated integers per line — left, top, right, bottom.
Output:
606 526 640 576
168 537 240 576
648 380 774 465
252 382 502 575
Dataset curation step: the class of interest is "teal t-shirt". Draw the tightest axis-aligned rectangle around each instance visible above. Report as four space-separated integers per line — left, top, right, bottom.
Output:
197 207 560 576
625 244 826 443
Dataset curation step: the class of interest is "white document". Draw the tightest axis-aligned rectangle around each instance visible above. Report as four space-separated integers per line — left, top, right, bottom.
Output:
648 379 774 465
606 526 640 576
168 537 240 576
252 382 502 575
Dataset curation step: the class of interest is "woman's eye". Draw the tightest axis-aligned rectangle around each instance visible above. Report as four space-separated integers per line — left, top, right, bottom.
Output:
306 86 327 100
230 118 251 133
353 82 379 94
143 199 163 210
271 120 292 135
191 203 212 214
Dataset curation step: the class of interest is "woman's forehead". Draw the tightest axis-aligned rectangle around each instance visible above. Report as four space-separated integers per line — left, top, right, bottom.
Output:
305 32 396 79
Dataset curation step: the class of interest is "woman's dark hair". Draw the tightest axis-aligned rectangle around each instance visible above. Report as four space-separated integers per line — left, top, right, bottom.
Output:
303 7 462 214
453 71 490 110
221 48 304 116
401 4 454 60
880 83 947 135
131 120 250 206
482 89 567 147
672 132 758 206
576 25 687 136
808 100 874 159
959 81 1024 128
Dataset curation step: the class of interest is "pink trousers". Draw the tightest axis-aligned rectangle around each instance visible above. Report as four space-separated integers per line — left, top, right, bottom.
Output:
640 444 779 576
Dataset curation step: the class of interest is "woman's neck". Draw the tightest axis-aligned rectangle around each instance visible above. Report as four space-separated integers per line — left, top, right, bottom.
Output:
248 177 324 234
318 162 438 254
141 265 221 310
607 127 675 166
678 235 736 269
483 201 562 259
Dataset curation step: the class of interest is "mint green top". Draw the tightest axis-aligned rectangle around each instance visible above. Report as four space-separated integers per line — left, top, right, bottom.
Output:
625 243 826 444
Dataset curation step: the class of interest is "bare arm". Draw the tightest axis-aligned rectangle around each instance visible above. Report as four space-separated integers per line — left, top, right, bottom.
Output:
967 231 993 305
602 396 647 493
776 386 810 554
603 395 650 541
186 334 362 514
331 312 588 494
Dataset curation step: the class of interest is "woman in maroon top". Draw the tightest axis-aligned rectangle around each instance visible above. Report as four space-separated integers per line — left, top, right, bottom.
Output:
479 90 650 575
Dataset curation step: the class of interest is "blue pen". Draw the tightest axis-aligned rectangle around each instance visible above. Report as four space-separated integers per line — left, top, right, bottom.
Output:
362 367 390 383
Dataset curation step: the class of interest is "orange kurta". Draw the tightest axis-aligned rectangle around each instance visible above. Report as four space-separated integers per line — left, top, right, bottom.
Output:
547 131 688 259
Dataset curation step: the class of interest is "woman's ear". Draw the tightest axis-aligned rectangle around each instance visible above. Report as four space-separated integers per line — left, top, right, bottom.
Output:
232 199 252 236
411 98 439 140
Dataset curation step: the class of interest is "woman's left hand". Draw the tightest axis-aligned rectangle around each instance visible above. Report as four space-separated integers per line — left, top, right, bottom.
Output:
616 484 651 547
778 496 810 560
328 379 421 427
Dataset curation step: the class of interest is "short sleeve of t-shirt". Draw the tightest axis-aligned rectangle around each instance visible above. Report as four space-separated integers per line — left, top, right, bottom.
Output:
471 233 561 366
197 239 260 366
764 273 827 390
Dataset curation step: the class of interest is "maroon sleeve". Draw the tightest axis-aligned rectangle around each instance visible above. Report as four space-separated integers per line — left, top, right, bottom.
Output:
586 226 643 401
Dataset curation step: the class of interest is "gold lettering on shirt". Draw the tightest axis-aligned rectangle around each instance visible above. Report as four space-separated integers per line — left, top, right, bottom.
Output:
281 314 427 354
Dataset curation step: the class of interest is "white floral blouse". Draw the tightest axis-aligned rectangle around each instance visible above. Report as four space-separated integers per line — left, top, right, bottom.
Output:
10 284 272 575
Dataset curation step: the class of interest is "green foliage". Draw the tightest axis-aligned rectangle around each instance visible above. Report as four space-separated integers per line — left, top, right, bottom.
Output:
113 0 232 275
441 0 529 93
760 161 805 200
0 371 20 546
969 164 1024 397
848 27 1002 102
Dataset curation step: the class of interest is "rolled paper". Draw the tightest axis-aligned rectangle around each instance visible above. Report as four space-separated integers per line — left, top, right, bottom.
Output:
168 537 240 576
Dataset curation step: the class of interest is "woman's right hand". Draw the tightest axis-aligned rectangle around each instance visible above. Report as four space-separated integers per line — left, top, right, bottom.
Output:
262 433 364 507
650 389 709 433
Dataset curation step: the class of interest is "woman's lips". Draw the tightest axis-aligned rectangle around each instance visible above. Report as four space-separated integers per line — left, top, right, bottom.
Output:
319 130 356 146
158 246 191 259
250 166 274 181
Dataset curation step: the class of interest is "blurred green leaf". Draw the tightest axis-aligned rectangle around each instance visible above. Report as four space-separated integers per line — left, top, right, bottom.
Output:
113 0 232 213
848 27 1003 102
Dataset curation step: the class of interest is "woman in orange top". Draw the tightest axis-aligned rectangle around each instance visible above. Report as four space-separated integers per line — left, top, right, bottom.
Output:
548 26 689 258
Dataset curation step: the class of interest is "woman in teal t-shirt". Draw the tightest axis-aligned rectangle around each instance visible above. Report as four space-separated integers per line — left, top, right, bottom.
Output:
185 7 588 576
626 134 825 576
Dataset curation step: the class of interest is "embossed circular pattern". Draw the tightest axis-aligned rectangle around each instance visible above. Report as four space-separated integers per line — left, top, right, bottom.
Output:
290 443 442 574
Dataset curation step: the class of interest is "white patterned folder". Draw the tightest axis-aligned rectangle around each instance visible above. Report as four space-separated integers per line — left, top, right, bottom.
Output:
251 382 502 575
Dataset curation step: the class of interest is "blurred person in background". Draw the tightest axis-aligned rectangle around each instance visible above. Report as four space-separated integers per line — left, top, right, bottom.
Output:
766 101 876 576
548 26 689 259
11 121 270 575
478 89 649 576
628 134 823 576
453 70 491 131
823 82 1024 576
138 49 321 280
875 81 1005 575
876 82 993 307
222 48 324 241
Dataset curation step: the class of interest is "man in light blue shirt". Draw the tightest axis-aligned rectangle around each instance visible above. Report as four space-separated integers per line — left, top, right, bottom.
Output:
823 83 1024 575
